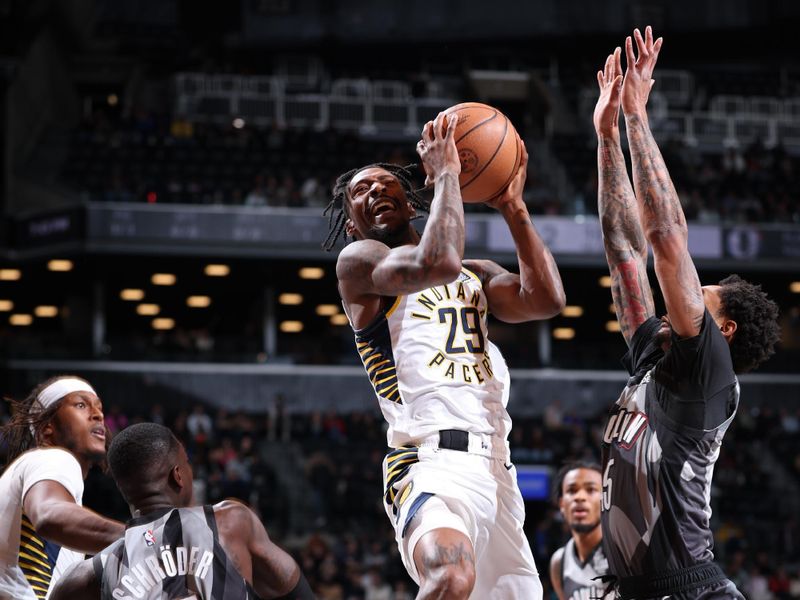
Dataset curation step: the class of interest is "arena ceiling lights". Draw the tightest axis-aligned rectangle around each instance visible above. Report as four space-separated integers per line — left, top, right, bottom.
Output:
48 259 73 272
0 269 21 280
204 264 230 277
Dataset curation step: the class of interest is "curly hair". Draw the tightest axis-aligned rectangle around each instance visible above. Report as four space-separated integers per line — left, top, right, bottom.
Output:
717 274 780 374
321 162 429 251
551 460 602 505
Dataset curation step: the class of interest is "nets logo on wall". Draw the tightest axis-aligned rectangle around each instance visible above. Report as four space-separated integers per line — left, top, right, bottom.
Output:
725 227 761 260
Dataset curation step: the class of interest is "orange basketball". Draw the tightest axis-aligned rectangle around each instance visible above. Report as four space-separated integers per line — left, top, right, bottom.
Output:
444 102 522 203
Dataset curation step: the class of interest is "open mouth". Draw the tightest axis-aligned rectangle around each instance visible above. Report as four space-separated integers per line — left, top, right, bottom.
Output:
91 428 106 440
572 509 589 519
370 197 396 217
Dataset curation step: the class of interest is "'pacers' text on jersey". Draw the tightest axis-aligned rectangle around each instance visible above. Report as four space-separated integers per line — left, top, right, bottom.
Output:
352 267 511 447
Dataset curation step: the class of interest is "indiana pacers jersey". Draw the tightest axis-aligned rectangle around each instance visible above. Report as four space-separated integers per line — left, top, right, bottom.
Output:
353 266 511 447
554 539 612 600
95 505 258 599
0 448 85 600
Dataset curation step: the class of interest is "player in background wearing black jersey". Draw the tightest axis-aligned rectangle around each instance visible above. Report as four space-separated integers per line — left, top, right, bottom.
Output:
50 422 314 600
549 462 612 600
594 27 780 599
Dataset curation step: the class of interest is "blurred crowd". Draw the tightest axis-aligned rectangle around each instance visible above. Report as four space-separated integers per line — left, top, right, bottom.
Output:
62 107 800 224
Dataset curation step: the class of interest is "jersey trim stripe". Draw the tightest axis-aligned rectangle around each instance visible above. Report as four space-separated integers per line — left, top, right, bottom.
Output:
384 295 402 318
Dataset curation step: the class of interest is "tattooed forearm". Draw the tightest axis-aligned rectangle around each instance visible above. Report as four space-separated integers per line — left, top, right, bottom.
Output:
597 137 654 344
420 172 465 266
610 259 656 343
624 115 686 235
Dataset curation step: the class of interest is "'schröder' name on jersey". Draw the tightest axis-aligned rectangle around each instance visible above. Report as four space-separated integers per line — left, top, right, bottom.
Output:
111 544 213 599
412 279 495 384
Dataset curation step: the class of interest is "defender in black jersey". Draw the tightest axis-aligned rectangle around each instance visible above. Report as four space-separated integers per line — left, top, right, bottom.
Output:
550 462 613 600
593 27 780 599
50 423 314 600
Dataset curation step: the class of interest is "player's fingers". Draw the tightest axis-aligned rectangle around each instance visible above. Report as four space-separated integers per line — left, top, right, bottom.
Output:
597 70 604 89
604 53 614 81
610 75 623 98
433 112 447 138
625 36 635 71
422 121 434 143
519 140 528 167
614 47 622 77
634 28 648 59
444 112 458 139
653 37 663 61
645 25 653 49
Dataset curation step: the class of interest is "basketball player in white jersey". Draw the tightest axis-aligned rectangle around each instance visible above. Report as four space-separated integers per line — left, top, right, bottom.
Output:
0 375 125 599
323 112 566 598
550 462 613 600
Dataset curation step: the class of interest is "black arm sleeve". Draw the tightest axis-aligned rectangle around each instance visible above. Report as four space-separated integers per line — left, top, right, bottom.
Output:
273 572 316 600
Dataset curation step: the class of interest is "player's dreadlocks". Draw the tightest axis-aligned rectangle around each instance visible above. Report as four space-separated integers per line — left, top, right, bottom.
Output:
321 163 430 251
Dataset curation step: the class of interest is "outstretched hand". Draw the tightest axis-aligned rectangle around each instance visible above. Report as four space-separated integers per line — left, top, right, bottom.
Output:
593 47 623 138
621 25 662 118
486 139 528 211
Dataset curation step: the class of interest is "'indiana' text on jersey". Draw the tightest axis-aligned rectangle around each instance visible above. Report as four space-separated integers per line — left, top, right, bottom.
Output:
352 267 512 448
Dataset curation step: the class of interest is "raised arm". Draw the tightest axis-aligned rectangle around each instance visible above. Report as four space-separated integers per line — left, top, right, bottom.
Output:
466 143 565 323
23 481 125 554
622 27 704 338
595 47 655 345
337 112 464 299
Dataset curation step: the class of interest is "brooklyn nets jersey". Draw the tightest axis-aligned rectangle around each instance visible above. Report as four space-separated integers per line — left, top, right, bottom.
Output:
352 265 511 447
554 539 612 600
95 505 257 599
601 311 739 584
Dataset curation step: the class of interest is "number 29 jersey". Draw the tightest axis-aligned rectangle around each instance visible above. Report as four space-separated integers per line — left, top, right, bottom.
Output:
352 266 512 448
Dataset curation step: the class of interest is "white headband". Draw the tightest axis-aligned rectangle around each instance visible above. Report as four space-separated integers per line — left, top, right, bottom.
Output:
34 378 96 411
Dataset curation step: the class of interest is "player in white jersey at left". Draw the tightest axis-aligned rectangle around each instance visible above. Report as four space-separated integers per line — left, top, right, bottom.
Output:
323 112 565 599
0 375 125 600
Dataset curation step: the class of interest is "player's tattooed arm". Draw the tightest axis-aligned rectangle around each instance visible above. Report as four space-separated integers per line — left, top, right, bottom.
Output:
598 139 655 345
621 27 704 337
594 47 654 345
422 540 476 570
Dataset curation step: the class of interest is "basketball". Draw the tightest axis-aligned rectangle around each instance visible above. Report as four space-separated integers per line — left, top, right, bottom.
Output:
444 102 522 203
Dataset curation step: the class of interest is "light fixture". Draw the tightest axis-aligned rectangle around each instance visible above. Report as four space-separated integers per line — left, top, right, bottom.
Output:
561 306 584 318
298 267 324 280
107 93 119 106
120 289 145 301
330 314 349 326
791 282 800 293
205 264 230 277
0 269 21 281
609 303 617 313
152 273 176 286
152 318 175 330
316 304 339 316
232 117 245 129
9 314 32 326
34 306 58 318
598 275 612 288
552 327 576 340
280 320 304 333
187 295 211 308
137 303 160 316
0 300 13 311
48 260 73 272
278 293 303 305
606 320 622 333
